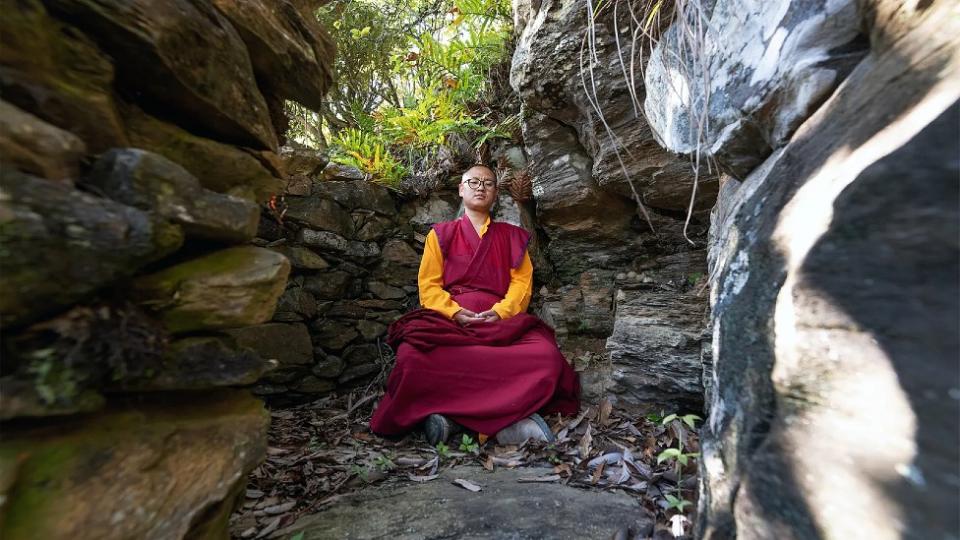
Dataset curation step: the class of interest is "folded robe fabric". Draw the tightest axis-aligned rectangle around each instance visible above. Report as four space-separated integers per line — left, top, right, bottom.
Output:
369 215 580 437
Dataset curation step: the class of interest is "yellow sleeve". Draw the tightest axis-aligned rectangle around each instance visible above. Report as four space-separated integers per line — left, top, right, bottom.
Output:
418 229 462 319
491 251 533 320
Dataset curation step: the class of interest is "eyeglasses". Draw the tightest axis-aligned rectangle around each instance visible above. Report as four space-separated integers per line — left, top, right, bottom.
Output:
463 178 496 190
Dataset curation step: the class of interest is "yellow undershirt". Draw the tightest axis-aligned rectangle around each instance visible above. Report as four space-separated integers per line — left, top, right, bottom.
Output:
418 216 533 320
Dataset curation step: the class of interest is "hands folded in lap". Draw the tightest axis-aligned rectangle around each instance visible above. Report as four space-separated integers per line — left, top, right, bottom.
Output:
454 309 500 326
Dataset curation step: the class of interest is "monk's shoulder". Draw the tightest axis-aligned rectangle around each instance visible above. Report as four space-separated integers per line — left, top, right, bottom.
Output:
491 221 530 238
431 219 459 236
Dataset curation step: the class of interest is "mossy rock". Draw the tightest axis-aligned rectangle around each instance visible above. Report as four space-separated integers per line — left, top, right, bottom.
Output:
122 102 284 202
0 0 127 152
0 170 184 328
43 0 278 150
132 247 291 333
0 100 86 183
0 390 268 539
85 148 260 243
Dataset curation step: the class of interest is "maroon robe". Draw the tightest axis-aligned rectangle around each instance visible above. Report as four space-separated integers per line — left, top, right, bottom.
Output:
370 215 580 437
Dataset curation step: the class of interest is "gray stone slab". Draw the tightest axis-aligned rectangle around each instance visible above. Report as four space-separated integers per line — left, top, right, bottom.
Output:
277 466 653 540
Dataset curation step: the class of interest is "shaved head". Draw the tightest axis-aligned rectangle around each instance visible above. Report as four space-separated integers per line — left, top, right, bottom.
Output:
462 163 496 180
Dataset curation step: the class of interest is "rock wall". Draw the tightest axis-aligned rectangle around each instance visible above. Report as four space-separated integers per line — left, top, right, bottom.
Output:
645 0 959 537
0 0 334 537
511 0 715 410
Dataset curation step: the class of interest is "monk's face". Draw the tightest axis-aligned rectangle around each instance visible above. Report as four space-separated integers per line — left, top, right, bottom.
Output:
459 165 498 212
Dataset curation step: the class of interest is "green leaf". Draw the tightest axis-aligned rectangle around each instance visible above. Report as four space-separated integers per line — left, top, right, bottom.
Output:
682 414 702 429
657 448 681 463
661 413 678 425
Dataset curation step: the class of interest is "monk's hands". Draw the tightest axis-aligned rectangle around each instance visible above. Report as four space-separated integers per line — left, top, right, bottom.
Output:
476 310 501 323
453 309 483 326
453 309 500 325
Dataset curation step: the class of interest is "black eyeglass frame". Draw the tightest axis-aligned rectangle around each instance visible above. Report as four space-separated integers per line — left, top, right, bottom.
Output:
462 178 497 190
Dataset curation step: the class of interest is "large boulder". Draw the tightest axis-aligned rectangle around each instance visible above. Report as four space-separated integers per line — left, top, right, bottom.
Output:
210 0 335 110
696 3 960 537
606 288 705 412
643 0 868 177
511 0 716 212
132 247 290 333
122 103 285 202
86 149 260 243
0 0 127 152
0 100 85 182
0 390 268 539
43 0 278 150
0 171 183 328
520 111 636 280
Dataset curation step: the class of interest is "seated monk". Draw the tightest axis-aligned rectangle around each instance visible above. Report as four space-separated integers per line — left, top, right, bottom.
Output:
370 164 580 445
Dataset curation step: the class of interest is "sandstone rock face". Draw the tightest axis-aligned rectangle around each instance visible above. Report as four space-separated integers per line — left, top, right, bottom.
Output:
0 0 128 152
44 0 278 150
0 391 268 539
122 104 285 202
211 0 335 109
0 171 183 327
643 0 869 177
86 149 260 243
695 4 960 537
0 100 85 182
0 0 339 532
132 247 291 333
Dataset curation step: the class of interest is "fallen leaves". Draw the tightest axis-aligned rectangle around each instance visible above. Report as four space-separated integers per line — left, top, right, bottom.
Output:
452 478 482 492
229 391 700 539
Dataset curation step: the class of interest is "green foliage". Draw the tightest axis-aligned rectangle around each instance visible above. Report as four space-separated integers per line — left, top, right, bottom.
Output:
330 128 408 190
26 349 78 405
374 454 396 472
656 412 701 515
664 493 693 511
458 434 480 453
289 0 515 189
350 463 370 481
435 441 451 459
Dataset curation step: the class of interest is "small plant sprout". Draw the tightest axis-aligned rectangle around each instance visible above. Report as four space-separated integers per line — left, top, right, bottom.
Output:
656 412 701 514
435 441 451 459
459 434 480 454
373 454 396 472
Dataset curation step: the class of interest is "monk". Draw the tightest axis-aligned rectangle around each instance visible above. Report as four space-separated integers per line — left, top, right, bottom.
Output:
370 164 580 445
